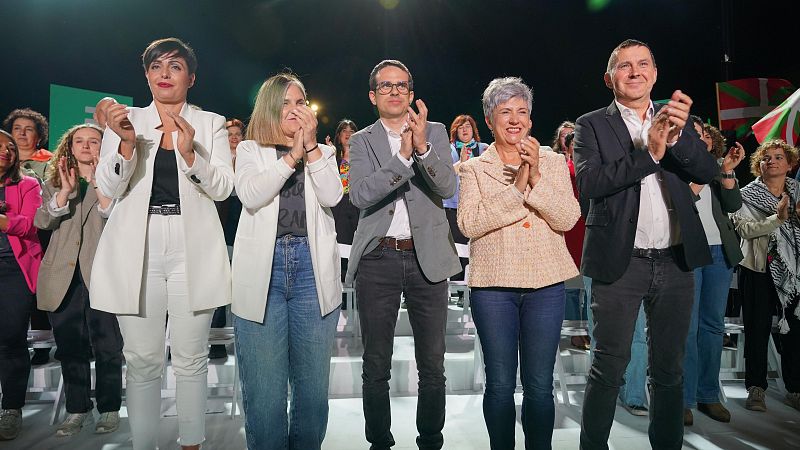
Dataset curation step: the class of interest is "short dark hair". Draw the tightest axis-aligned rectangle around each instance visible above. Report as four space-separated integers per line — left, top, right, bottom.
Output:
607 39 656 74
3 108 49 148
142 37 198 74
368 59 413 91
0 129 23 184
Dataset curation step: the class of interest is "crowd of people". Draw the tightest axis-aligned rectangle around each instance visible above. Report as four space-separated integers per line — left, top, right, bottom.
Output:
1 36 799 450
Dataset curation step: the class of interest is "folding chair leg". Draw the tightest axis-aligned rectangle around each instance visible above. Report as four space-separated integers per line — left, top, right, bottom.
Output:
554 346 571 407
50 374 65 425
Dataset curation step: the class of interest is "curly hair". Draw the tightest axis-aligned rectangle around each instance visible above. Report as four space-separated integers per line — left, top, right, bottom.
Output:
703 124 726 158
46 124 103 188
3 108 49 148
749 138 799 177
552 121 575 154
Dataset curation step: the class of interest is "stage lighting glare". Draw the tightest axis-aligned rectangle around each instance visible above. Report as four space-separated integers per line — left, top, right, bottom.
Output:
310 103 319 112
587 0 612 12
379 0 400 10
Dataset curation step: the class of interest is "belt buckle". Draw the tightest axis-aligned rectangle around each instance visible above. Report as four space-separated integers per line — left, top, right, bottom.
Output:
395 239 401 251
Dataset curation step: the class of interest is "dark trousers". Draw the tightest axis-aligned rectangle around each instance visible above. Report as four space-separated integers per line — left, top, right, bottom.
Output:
0 256 34 410
48 267 123 413
739 266 800 393
580 254 694 450
356 245 448 450
211 306 227 328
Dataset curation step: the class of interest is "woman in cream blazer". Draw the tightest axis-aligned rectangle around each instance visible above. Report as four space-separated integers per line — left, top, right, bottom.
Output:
231 73 342 450
91 38 233 450
457 77 579 449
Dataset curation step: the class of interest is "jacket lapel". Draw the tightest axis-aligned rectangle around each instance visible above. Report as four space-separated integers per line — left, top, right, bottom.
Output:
79 185 99 226
605 102 635 152
478 145 514 186
364 119 393 168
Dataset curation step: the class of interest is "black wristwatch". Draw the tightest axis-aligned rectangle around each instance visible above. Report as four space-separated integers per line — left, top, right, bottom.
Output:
720 171 736 179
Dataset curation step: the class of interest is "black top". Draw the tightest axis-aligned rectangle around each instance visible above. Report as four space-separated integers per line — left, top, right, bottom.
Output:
150 147 181 206
275 145 307 237
0 185 14 259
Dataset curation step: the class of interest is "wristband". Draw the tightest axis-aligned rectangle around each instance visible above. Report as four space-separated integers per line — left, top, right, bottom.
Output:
720 171 736 179
305 144 319 154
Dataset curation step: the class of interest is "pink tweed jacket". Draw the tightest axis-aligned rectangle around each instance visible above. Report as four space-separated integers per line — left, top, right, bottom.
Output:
3 176 43 293
457 145 580 288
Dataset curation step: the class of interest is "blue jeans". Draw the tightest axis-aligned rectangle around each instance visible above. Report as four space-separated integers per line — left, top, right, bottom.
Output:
234 236 340 450
471 283 565 450
586 278 647 407
683 245 733 407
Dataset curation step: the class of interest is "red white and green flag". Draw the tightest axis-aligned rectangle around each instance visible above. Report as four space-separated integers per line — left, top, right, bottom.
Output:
716 78 795 138
752 88 800 146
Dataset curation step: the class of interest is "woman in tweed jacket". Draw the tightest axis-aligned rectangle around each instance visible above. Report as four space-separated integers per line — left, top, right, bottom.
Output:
458 77 579 450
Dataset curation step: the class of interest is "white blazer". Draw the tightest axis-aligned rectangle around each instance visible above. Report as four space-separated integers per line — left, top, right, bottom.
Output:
90 102 234 314
231 140 343 323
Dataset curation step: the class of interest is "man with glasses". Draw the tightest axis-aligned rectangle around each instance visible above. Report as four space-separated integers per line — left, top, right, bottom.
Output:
346 59 461 450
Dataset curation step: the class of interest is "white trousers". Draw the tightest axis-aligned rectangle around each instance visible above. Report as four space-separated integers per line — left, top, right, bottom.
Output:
117 215 213 449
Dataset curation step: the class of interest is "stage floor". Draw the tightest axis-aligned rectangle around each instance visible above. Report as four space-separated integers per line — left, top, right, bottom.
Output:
7 376 800 449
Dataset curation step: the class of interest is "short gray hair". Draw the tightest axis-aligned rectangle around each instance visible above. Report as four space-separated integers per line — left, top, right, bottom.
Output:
482 77 533 126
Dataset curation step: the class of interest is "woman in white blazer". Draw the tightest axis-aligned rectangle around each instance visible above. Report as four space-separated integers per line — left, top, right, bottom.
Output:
91 38 233 450
231 73 342 450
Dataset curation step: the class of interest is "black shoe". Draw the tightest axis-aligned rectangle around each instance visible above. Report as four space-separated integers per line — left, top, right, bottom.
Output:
31 348 50 365
208 345 228 360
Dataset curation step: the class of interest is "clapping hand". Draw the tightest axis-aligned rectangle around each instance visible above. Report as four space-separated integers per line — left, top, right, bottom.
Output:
519 136 541 188
648 112 670 161
55 156 78 208
778 193 790 221
407 99 429 154
722 142 746 173
663 90 693 144
169 111 196 166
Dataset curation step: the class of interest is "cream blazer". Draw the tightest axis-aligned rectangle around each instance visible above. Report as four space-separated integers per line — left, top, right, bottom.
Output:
90 102 234 314
231 140 343 323
457 145 580 288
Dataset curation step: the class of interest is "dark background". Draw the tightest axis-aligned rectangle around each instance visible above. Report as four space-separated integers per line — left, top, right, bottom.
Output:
1 0 797 148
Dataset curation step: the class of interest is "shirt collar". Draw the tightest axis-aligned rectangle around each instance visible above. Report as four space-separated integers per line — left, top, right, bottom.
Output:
379 119 403 138
615 99 654 121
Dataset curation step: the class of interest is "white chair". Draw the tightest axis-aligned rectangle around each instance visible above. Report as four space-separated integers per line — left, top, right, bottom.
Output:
338 243 360 337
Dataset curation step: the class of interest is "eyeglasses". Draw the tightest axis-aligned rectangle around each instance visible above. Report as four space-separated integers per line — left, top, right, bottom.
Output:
374 81 412 95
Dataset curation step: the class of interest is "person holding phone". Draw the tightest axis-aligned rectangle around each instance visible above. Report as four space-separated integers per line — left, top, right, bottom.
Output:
90 37 233 450
457 77 580 449
34 123 123 437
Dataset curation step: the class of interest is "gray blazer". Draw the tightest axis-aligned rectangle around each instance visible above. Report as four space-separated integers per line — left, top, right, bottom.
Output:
345 119 461 285
34 181 109 312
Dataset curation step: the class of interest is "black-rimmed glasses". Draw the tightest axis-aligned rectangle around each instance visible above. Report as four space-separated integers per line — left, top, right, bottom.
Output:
374 81 411 95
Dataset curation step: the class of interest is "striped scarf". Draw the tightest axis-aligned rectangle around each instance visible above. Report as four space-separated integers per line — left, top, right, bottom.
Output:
740 176 800 333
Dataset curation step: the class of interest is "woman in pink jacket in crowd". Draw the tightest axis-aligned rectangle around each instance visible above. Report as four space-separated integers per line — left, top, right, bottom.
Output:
0 129 43 441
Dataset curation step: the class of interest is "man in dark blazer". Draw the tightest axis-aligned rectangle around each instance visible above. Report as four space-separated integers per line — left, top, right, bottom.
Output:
346 59 461 450
573 39 719 450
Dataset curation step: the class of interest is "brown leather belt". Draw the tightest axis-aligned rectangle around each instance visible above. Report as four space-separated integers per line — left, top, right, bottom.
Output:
380 237 415 251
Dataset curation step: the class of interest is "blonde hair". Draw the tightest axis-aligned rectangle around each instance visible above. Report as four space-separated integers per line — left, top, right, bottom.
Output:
247 73 306 147
47 123 103 188
749 139 799 177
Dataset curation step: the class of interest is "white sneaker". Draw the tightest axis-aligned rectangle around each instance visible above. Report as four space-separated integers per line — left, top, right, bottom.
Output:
95 411 120 434
56 412 92 437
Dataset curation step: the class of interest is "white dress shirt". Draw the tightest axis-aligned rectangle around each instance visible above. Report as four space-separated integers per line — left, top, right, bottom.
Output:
382 120 414 239
615 100 680 249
